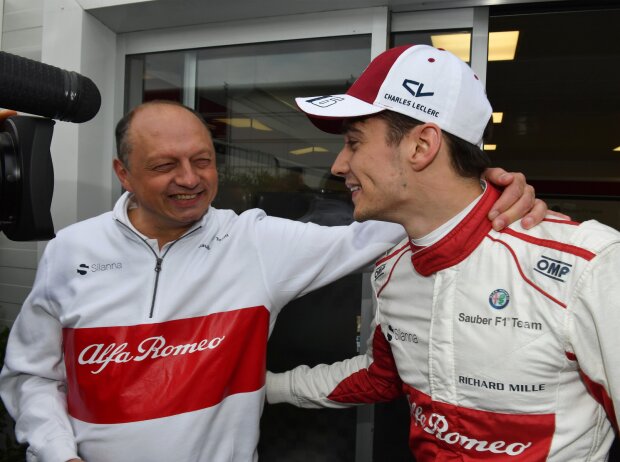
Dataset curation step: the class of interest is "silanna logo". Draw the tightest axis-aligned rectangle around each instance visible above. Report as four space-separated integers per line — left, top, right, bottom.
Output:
386 324 418 344
77 262 123 276
374 263 386 280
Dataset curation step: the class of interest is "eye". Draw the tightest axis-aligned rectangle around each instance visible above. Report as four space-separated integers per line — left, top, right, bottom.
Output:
345 138 360 150
153 163 175 172
194 158 212 168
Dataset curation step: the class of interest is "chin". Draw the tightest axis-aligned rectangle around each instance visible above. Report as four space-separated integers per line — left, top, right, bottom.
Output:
177 209 209 224
353 209 372 223
355 207 387 223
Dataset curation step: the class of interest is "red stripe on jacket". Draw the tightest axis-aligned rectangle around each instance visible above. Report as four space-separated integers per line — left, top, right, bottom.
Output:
64 306 269 424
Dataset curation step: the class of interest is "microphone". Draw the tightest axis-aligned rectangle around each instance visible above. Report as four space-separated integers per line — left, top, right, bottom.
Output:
0 51 101 123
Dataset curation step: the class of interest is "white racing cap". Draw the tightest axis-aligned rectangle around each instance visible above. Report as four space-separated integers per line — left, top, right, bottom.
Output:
295 44 492 146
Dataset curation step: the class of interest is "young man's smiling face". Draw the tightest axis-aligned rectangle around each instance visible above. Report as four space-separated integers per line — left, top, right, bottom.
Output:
331 116 411 224
113 104 218 243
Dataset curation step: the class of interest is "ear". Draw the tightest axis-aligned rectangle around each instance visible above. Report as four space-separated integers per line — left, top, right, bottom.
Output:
113 158 134 193
405 123 442 172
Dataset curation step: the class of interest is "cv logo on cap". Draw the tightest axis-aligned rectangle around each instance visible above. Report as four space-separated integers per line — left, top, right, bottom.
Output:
402 80 434 98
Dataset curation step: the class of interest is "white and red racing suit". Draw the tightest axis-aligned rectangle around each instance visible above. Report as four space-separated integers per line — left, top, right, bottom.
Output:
268 185 620 461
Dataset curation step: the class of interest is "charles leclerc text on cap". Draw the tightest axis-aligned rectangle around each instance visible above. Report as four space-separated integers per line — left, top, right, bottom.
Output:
295 44 492 146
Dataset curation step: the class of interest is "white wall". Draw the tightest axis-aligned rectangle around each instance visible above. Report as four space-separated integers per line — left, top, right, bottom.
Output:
42 0 118 230
0 0 117 327
0 0 45 327
2 0 43 60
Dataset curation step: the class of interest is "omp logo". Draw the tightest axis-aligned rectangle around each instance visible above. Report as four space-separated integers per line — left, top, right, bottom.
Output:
77 262 123 276
402 80 434 98
386 324 418 344
305 95 345 108
534 256 571 282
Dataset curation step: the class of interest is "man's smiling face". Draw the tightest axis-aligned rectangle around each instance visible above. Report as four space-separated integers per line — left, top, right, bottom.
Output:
114 104 218 242
331 116 410 224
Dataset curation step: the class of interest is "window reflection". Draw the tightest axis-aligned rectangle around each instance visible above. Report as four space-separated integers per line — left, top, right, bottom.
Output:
392 30 472 61
144 52 186 103
487 7 620 226
196 37 370 216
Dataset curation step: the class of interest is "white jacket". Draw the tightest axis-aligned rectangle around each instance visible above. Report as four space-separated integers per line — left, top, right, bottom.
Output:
268 186 620 461
0 192 405 462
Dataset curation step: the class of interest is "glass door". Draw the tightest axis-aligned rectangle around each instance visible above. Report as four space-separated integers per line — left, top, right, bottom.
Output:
485 5 620 229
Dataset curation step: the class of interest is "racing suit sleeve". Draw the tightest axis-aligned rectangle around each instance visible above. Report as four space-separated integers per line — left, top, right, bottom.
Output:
266 320 403 408
0 243 79 462
568 240 620 433
253 217 406 310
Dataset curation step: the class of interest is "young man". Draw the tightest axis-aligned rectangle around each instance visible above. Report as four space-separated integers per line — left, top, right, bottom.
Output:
0 100 542 462
267 44 620 460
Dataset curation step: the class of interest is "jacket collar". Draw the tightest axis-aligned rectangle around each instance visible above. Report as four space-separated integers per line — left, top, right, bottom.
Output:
410 185 500 276
112 192 209 246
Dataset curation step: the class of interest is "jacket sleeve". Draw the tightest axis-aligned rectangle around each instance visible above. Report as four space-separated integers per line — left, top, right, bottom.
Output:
253 216 406 308
266 320 403 408
0 244 79 462
568 241 620 433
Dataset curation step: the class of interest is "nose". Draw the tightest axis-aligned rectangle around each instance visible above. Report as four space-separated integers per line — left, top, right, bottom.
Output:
331 145 351 178
175 161 200 189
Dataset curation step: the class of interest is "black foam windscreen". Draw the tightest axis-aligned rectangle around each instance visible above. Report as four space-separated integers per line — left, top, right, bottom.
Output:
0 51 101 123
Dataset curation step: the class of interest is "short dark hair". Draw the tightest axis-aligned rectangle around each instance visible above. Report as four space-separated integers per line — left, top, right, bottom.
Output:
115 100 211 168
371 110 491 179
442 128 491 179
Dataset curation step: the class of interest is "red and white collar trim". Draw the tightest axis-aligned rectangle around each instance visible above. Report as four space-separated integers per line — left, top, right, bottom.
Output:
410 185 500 276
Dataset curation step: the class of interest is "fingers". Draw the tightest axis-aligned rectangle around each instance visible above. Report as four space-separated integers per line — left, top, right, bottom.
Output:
519 197 547 230
546 209 572 221
487 171 528 228
0 109 18 121
488 173 538 230
483 167 513 187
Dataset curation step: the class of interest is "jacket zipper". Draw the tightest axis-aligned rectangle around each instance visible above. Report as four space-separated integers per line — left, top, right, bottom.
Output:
115 220 202 318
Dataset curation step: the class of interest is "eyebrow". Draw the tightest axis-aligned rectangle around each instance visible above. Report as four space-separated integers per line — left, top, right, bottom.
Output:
343 124 363 136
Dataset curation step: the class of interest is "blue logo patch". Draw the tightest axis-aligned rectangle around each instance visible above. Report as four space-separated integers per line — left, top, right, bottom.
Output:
489 289 510 309
402 79 434 98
